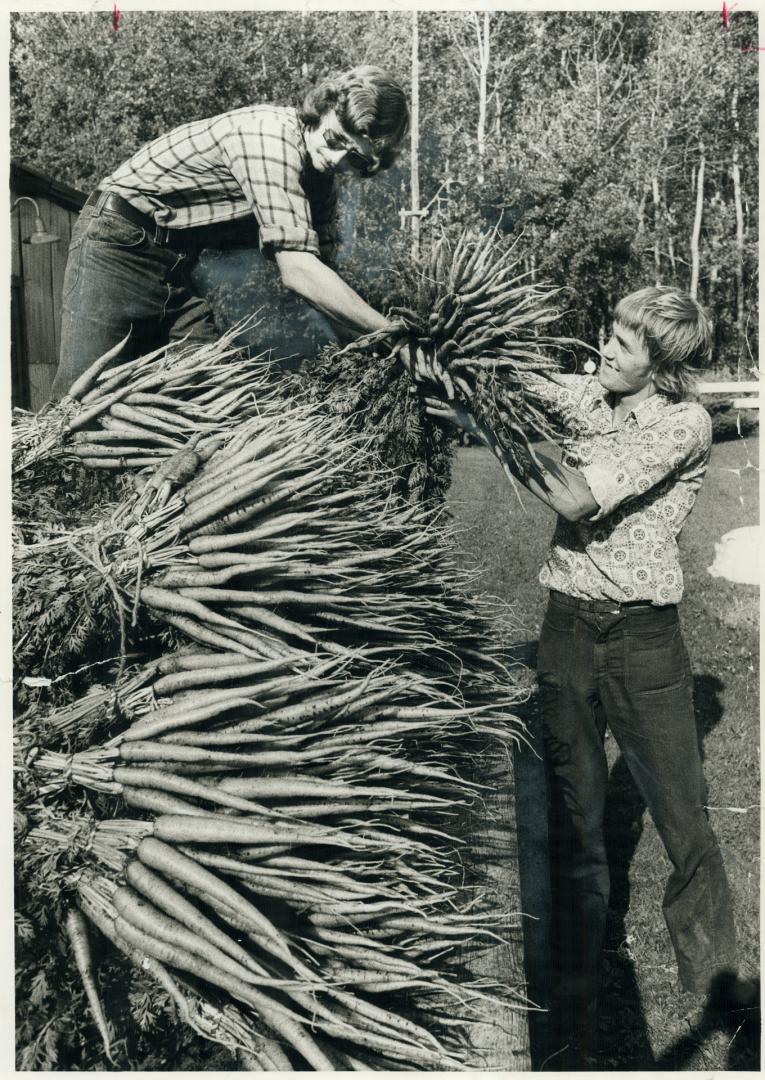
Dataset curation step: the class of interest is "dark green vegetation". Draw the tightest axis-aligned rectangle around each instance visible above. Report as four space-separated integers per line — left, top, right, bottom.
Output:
10 9 758 372
447 434 760 1071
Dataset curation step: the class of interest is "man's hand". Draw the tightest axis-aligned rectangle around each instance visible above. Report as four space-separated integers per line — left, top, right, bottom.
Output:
399 344 455 399
423 394 481 438
275 250 392 337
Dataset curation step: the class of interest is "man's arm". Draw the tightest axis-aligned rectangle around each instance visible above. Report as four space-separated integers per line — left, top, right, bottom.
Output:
425 396 598 522
275 250 393 337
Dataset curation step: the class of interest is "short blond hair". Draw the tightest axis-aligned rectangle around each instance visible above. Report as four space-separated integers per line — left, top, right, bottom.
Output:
614 286 712 402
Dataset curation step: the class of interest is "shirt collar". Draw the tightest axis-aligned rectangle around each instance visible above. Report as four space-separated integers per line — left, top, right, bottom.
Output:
584 378 669 429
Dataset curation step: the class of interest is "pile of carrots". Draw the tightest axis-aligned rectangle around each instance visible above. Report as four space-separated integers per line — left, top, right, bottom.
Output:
15 327 530 1069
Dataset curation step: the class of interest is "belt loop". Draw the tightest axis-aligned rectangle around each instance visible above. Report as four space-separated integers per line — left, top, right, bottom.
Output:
93 188 111 216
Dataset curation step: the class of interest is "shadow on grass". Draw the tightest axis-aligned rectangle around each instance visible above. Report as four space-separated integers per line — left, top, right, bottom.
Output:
516 664 758 1071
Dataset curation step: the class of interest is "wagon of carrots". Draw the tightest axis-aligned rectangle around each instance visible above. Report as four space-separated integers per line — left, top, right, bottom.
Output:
14 232 574 1070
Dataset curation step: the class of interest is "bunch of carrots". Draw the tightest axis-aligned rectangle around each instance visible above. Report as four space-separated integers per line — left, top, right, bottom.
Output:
14 324 530 1068
302 227 584 497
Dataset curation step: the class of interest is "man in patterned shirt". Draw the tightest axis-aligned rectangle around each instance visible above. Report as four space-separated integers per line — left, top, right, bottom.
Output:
51 66 409 397
423 286 757 1065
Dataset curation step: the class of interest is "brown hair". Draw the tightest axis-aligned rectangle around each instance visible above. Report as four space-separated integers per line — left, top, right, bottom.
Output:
300 66 409 174
614 286 713 402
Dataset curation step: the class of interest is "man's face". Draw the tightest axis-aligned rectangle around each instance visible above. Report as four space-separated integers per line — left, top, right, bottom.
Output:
304 110 376 176
598 320 654 398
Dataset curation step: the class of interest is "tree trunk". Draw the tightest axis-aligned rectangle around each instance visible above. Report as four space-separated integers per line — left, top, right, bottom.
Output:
410 10 420 258
731 88 745 360
663 176 676 276
474 11 490 186
651 175 661 285
689 146 705 300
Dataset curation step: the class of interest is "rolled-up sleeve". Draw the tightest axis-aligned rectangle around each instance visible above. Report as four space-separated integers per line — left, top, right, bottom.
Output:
219 115 320 256
582 405 712 520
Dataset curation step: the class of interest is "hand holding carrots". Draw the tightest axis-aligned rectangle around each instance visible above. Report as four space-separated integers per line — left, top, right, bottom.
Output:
399 344 455 400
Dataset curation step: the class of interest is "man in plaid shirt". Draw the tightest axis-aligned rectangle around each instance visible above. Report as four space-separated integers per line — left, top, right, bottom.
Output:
51 66 409 397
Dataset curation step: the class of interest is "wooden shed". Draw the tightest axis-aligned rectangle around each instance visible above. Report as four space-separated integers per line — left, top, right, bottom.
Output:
11 162 86 411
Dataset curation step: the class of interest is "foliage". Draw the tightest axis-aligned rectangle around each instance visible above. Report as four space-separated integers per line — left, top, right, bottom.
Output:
10 10 757 374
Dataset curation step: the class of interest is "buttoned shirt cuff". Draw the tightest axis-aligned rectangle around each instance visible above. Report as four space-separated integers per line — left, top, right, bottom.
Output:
259 224 320 257
580 461 623 521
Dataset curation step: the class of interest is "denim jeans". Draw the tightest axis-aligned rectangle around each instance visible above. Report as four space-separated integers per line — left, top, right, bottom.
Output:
537 590 737 1043
51 192 218 399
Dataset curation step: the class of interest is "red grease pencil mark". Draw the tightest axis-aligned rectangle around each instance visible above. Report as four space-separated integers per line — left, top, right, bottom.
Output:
112 3 120 33
722 1 765 54
721 0 739 29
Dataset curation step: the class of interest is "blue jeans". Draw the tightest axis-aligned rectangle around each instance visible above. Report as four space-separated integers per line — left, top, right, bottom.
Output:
51 192 218 399
537 591 737 1043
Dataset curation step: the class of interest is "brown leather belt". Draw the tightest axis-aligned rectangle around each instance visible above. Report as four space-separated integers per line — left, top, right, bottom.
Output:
85 189 262 251
549 590 671 614
85 189 182 246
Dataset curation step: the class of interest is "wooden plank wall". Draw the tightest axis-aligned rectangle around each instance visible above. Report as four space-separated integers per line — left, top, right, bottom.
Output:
11 177 81 411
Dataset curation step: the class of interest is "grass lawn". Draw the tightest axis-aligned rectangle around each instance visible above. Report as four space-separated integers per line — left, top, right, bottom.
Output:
446 433 760 1071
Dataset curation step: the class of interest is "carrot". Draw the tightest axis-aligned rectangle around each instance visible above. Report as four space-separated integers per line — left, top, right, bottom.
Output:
122 695 260 742
150 814 369 851
78 886 192 1023
77 456 167 469
85 339 174 397
119 741 296 771
65 386 137 434
113 886 298 988
156 649 251 674
112 916 335 1070
112 766 273 814
99 415 183 446
177 452 302 534
70 444 172 459
220 602 322 646
156 564 266 589
188 467 342 540
152 655 288 695
65 908 115 1063
109 402 192 435
125 861 269 977
154 612 264 659
214 776 445 802
66 331 132 401
135 837 301 972
223 677 378 734
155 727 285 747
175 587 356 610
140 585 249 633
72 428 171 446
187 511 329 553
122 788 221 818
177 848 333 904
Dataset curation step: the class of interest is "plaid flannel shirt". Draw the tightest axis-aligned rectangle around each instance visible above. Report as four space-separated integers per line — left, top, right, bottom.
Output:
526 374 712 604
101 106 338 260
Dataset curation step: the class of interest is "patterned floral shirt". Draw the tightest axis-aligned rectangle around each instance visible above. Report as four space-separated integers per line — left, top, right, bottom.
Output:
528 374 712 604
101 106 338 260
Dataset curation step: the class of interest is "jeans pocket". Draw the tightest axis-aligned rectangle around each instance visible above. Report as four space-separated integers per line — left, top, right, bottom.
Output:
625 618 689 695
87 210 147 249
537 604 577 686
